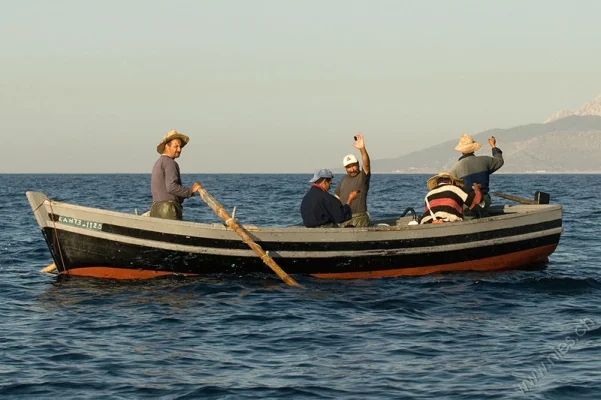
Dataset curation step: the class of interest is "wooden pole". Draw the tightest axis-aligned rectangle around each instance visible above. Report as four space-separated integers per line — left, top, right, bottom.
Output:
197 188 301 287
493 192 538 205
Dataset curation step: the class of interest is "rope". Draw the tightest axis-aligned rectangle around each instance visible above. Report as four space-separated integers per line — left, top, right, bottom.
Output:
46 199 67 275
424 196 438 221
260 250 271 261
32 198 49 213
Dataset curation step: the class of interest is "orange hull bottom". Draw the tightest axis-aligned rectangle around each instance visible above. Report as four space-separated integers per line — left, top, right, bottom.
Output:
64 268 199 279
59 244 556 280
313 245 556 279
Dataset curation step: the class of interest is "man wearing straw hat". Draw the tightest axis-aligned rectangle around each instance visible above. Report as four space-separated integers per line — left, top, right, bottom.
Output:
420 172 482 224
150 130 202 220
449 134 504 217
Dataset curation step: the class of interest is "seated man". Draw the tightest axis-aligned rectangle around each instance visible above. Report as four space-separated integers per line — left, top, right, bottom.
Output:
300 169 359 228
420 172 482 224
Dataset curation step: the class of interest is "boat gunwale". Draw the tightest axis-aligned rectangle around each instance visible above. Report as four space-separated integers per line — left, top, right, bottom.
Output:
27 191 562 236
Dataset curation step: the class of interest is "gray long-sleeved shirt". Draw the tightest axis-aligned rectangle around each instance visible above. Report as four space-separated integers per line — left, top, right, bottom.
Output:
151 155 193 204
448 148 504 195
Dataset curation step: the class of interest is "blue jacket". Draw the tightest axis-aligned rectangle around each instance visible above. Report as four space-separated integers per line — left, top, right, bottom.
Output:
300 186 352 227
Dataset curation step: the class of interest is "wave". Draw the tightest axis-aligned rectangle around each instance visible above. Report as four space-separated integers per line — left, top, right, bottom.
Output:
474 276 601 294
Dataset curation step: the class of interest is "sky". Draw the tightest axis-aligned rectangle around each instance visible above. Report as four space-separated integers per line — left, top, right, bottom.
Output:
1 0 600 173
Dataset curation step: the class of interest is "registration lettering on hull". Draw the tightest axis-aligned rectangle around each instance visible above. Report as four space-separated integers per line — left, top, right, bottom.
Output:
58 215 103 231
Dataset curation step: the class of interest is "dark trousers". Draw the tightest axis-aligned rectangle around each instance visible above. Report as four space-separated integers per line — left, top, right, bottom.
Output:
464 193 492 219
150 200 183 220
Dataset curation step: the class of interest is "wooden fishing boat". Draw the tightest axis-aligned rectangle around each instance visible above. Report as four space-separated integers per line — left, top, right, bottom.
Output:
26 191 562 280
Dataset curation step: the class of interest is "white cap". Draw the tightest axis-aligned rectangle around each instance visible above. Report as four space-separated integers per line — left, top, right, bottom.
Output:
343 154 358 167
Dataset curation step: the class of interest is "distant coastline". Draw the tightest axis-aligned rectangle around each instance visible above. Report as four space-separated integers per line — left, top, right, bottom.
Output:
3 171 601 175
386 170 601 174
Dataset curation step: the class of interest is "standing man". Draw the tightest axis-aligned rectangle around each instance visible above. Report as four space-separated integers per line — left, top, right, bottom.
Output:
448 134 504 217
301 169 359 228
335 133 371 227
150 129 202 220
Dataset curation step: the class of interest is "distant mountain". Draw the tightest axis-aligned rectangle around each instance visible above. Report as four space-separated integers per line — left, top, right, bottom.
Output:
373 115 601 173
544 94 601 123
543 110 575 123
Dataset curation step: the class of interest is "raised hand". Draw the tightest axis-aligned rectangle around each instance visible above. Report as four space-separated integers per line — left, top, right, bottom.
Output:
488 137 497 148
352 133 365 150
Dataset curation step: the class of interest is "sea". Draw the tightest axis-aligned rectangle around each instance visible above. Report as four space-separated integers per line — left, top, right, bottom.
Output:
1 173 600 399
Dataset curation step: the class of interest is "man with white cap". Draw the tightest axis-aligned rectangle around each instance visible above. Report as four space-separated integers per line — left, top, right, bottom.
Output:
300 169 359 228
448 134 504 217
334 133 371 227
150 129 202 220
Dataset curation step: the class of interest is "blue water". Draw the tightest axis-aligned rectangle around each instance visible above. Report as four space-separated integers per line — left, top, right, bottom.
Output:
1 174 601 399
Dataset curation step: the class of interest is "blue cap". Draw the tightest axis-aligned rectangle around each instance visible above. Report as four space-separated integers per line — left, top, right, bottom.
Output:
309 168 333 183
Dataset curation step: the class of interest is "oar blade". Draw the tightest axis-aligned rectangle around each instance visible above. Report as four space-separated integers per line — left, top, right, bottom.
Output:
40 263 57 273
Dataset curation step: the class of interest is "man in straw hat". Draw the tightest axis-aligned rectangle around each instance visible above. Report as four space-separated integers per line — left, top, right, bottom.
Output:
448 134 503 217
301 168 359 228
334 133 371 227
150 129 202 220
420 172 482 224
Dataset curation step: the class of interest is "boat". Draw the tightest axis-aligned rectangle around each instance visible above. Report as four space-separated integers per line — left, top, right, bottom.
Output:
26 191 563 280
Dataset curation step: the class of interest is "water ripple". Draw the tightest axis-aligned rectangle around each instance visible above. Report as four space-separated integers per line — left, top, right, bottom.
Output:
1 174 601 399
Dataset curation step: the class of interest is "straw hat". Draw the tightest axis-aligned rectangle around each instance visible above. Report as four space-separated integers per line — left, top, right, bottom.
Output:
157 130 190 154
427 172 464 191
454 133 482 154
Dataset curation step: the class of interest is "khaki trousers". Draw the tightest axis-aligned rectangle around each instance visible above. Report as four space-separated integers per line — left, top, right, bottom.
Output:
338 212 370 227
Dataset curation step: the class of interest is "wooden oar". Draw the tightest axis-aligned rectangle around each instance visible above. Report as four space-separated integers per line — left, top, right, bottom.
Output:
40 263 57 273
197 188 300 287
493 192 538 205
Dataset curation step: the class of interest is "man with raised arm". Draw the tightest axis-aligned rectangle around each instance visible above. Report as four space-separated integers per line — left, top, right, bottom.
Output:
449 134 504 217
335 134 371 227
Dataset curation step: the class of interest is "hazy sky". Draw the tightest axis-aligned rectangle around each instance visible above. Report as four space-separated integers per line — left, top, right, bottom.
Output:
2 0 600 173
